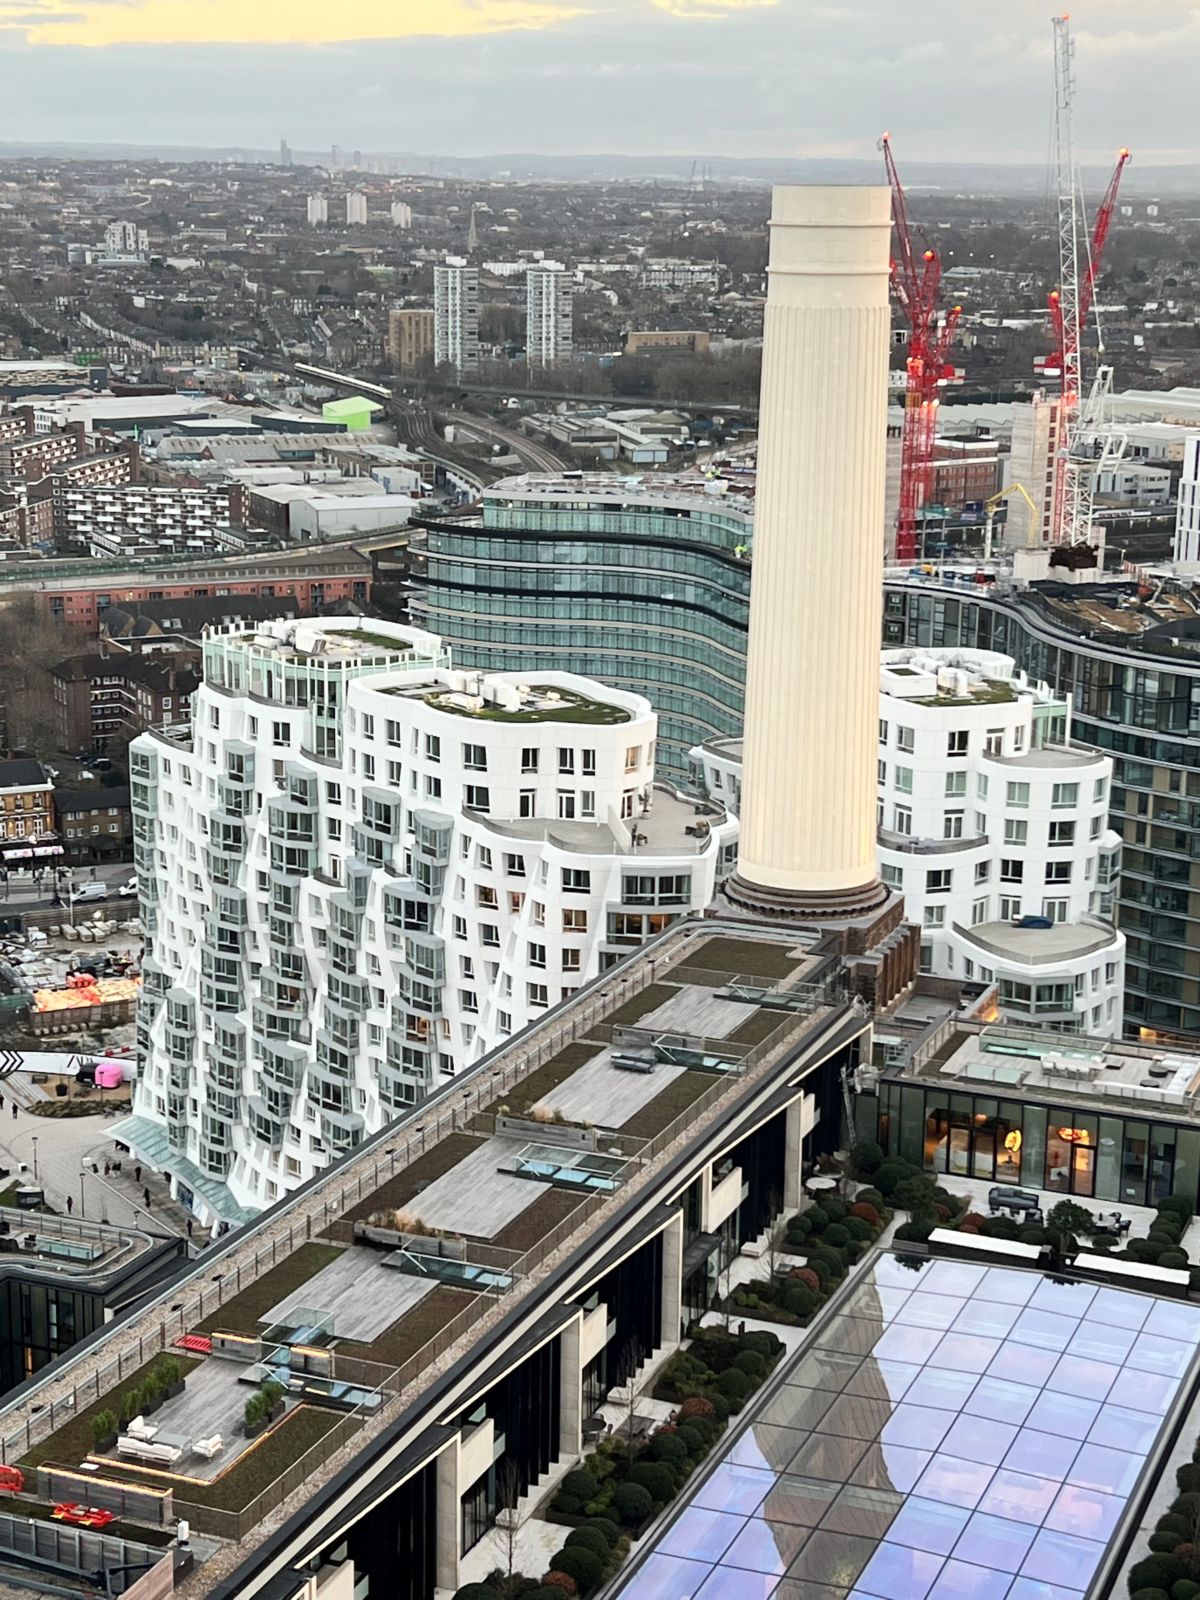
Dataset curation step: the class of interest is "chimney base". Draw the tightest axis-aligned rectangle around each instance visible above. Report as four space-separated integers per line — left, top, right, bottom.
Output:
722 872 890 924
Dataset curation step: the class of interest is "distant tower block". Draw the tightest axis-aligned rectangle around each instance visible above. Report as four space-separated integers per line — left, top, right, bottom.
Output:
727 186 893 920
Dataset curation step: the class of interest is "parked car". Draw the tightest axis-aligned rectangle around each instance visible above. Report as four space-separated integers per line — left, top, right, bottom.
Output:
117 877 138 897
73 883 110 903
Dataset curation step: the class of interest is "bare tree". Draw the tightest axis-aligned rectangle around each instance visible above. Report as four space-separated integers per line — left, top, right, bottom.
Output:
492 1456 525 1580
616 1335 643 1463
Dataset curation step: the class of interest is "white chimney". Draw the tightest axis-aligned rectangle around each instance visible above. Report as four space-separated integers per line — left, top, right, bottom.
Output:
728 186 893 918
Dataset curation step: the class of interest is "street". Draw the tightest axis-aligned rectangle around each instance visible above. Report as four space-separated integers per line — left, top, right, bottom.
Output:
0 859 133 914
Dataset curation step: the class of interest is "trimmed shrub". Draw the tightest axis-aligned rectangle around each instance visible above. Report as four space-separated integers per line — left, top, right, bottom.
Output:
980 1214 1020 1240
537 1580 577 1599
805 1206 830 1232
582 1517 620 1550
628 1461 676 1502
1158 1514 1190 1538
613 1482 653 1526
853 1140 884 1175
646 1432 689 1469
823 1223 850 1249
1159 1194 1195 1221
1129 1555 1187 1594
855 1187 885 1211
850 1202 880 1227
894 1176 938 1213
676 1396 716 1423
1152 1533 1185 1554
676 1422 711 1457
821 1198 847 1223
1178 1464 1200 1495
873 1158 920 1198
790 1267 820 1293
740 1330 782 1360
91 1409 117 1449
843 1216 873 1243
556 1468 600 1514
783 1283 816 1319
895 1217 935 1244
1172 1581 1200 1600
732 1349 767 1379
786 1213 813 1241
1160 1251 1190 1271
452 1586 500 1600
806 1256 832 1287
1129 1591 1170 1600
1019 1225 1049 1245
548 1546 603 1594
715 1368 753 1406
565 1526 611 1560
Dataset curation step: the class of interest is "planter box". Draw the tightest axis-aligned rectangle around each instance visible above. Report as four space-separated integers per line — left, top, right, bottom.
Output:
92 1432 117 1453
244 1417 268 1439
165 1381 185 1400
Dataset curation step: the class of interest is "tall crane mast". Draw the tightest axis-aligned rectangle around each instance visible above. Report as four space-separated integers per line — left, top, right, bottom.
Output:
1049 13 1131 544
880 133 962 564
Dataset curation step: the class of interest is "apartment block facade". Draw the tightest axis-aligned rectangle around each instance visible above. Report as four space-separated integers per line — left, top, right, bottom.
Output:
433 260 480 372
124 618 735 1224
525 264 573 367
387 308 435 371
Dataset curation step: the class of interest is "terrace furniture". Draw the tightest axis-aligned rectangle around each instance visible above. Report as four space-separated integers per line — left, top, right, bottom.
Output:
611 1050 656 1074
116 1436 183 1467
1095 1210 1132 1237
127 1416 157 1442
192 1435 223 1461
988 1187 1043 1219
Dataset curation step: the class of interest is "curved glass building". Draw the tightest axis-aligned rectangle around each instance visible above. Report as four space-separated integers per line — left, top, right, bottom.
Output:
410 474 753 782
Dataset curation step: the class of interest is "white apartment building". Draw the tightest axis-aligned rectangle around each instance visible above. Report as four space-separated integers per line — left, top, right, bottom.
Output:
1174 435 1200 563
1006 392 1060 547
694 647 1126 1038
526 264 573 367
434 259 480 372
306 194 328 227
391 201 413 230
345 191 368 227
120 618 735 1226
104 221 148 257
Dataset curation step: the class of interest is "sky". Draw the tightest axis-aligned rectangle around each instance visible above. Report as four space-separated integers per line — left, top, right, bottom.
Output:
0 0 1192 164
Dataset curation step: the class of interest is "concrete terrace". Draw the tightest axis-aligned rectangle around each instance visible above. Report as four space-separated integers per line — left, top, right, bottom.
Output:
0 920 833 1583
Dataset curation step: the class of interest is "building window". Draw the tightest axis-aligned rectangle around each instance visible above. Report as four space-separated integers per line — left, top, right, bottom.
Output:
463 743 487 772
943 811 964 840
878 719 889 744
1000 859 1023 883
999 896 1022 920
425 775 442 800
563 949 582 972
558 748 575 775
624 746 641 773
1049 820 1075 847
975 860 990 884
528 942 546 968
1052 782 1078 808
271 721 289 747
897 727 914 753
562 868 591 893
1004 819 1028 846
557 791 576 820
521 747 539 774
519 789 536 818
893 805 912 836
924 905 946 928
424 734 440 763
1042 899 1068 923
926 869 951 895
895 767 913 795
972 899 989 925
563 908 587 933
1045 861 1072 883
985 729 1004 755
465 785 490 813
881 862 902 887
1007 782 1029 808
947 730 968 757
581 750 596 777
945 772 967 798
504 853 525 877
527 982 549 1008
1093 778 1107 803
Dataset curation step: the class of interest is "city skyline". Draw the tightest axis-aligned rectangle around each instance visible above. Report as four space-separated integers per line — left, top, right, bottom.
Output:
0 0 1193 164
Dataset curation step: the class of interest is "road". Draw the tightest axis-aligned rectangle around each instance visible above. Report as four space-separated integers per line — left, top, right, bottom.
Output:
0 859 133 914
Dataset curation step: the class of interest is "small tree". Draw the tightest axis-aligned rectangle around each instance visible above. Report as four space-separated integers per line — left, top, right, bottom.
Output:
493 1456 525 1578
616 1336 643 1463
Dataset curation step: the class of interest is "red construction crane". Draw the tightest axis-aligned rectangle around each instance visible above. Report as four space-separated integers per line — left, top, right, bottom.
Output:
1047 146 1131 410
881 133 963 563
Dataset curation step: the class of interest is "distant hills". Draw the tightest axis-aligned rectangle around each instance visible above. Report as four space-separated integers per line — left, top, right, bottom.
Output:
0 142 1196 195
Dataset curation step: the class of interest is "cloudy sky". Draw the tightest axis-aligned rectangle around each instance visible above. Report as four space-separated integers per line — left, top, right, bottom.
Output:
0 0 1191 163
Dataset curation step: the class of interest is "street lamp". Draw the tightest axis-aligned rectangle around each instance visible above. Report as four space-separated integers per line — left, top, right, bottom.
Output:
30 1136 38 1182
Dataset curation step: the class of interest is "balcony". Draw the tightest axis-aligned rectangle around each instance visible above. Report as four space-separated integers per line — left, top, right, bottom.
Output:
878 828 988 856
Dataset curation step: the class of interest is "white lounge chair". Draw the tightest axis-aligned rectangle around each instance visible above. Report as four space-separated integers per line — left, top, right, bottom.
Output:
192 1435 223 1460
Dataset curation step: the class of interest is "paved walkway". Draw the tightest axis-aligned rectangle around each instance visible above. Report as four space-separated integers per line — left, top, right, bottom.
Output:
0 1074 209 1249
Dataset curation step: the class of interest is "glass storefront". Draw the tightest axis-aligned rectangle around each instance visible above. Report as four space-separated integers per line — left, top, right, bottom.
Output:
873 1078 1200 1209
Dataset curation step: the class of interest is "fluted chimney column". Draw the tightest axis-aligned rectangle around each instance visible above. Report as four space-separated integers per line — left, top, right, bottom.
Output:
727 186 892 919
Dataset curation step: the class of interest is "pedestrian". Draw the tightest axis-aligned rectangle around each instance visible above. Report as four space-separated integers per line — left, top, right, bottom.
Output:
104 1160 110 1177
187 1219 193 1238
0 1092 6 1112
143 1186 150 1209
10 1103 15 1120
66 1195 73 1215
134 1165 142 1185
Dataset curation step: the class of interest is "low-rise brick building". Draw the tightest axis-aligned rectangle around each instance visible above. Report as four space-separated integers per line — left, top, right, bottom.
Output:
0 759 53 842
50 653 199 750
54 783 132 862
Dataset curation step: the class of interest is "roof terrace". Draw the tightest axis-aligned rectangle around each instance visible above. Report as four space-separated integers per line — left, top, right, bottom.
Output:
0 922 838 1584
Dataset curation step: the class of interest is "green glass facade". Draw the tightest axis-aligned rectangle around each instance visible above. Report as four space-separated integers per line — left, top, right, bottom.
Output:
863 1074 1200 1210
411 491 752 782
885 579 1200 1039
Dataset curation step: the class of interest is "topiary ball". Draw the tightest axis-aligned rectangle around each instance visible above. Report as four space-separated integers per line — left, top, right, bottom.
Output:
564 1526 611 1560
548 1545 603 1594
613 1481 653 1526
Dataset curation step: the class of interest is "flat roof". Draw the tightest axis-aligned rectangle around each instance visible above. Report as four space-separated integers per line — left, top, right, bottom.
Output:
614 1252 1200 1600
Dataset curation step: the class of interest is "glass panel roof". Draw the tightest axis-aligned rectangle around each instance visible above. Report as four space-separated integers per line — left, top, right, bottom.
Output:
613 1254 1200 1600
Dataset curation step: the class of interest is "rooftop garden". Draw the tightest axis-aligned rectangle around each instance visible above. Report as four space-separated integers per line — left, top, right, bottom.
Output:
424 685 631 725
192 1241 345 1337
911 677 1017 708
